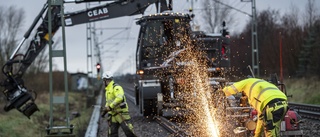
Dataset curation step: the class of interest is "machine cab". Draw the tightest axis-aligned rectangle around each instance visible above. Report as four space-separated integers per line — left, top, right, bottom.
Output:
135 12 192 79
191 31 231 77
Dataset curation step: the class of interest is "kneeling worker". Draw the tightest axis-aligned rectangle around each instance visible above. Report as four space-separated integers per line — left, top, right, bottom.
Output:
101 71 136 137
222 78 288 137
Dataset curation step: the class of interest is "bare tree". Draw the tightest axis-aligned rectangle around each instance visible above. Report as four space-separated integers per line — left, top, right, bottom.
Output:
200 0 234 33
0 6 25 67
304 0 319 28
228 1 320 78
255 9 282 76
281 4 300 34
280 4 304 76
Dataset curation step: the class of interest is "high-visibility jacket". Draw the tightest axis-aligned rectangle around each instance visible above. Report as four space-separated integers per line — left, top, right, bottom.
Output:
105 80 129 115
223 78 287 113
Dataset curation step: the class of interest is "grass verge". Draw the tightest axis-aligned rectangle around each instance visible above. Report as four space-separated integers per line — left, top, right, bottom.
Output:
284 77 320 104
0 91 93 137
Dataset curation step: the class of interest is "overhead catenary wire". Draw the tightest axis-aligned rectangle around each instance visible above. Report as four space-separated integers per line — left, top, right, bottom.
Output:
212 0 252 17
97 28 130 46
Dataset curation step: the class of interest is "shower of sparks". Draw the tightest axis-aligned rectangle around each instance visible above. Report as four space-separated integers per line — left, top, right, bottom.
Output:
141 19 234 136
172 45 222 137
197 79 220 137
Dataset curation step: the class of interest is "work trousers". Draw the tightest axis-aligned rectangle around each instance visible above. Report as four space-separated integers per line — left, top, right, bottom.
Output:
108 113 136 137
255 99 288 137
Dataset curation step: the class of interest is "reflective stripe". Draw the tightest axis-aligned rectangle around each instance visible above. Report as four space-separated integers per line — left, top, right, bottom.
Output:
119 102 126 107
254 87 279 109
249 80 264 102
225 85 237 95
111 102 116 107
139 80 160 87
230 85 239 93
111 97 126 108
116 94 123 98
268 101 287 108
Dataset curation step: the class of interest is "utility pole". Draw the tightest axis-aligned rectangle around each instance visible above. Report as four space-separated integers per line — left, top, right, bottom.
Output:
85 3 95 108
241 0 259 77
47 0 74 136
210 0 259 76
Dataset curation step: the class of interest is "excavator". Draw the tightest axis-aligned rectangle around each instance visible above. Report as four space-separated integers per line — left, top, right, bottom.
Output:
0 0 174 118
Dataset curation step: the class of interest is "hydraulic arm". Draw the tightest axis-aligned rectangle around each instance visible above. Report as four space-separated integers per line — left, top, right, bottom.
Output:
0 3 61 118
0 0 169 118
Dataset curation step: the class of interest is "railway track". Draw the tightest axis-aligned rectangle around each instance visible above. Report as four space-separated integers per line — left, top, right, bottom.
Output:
154 102 320 137
88 82 320 137
289 102 320 121
154 116 190 137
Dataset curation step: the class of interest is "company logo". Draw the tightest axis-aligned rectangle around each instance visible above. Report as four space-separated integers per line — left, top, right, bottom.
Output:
87 7 108 17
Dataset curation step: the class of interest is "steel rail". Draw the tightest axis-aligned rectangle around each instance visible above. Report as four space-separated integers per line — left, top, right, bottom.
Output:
289 102 320 121
154 116 190 137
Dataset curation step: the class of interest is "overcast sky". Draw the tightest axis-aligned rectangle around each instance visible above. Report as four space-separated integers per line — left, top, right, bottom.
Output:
1 0 319 76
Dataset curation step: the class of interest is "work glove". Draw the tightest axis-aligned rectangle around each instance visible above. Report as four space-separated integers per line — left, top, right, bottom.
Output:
105 106 112 112
101 111 107 118
101 106 111 118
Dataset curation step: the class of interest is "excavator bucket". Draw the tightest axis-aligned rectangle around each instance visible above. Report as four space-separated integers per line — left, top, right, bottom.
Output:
4 91 39 118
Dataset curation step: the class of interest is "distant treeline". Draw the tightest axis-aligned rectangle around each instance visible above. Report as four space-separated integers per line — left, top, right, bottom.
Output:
229 9 320 79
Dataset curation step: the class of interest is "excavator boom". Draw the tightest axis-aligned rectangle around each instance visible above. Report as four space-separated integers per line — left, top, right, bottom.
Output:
0 0 169 118
65 0 158 26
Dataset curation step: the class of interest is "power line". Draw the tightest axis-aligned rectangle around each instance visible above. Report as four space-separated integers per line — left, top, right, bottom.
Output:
212 0 252 17
96 28 130 46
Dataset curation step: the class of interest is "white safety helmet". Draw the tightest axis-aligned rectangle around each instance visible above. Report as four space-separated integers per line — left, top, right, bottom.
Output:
102 71 113 80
